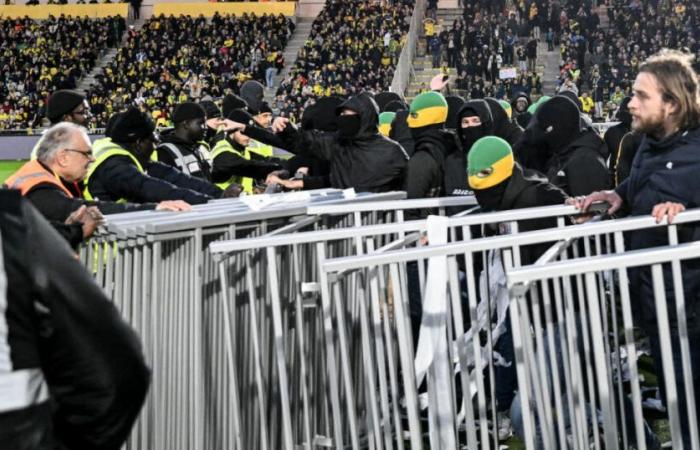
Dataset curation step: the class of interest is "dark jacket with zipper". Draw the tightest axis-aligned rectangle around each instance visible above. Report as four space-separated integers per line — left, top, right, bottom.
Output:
616 127 700 333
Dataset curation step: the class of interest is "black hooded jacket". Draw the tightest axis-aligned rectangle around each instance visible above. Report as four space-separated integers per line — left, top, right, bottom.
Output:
389 109 415 157
404 126 461 202
544 129 611 197
485 97 524 145
0 191 149 450
280 93 409 192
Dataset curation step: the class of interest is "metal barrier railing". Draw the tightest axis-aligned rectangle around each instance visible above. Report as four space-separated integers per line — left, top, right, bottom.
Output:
81 189 412 450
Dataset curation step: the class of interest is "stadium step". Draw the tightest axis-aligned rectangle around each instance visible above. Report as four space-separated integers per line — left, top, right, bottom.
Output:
538 41 561 95
264 16 316 105
75 47 119 95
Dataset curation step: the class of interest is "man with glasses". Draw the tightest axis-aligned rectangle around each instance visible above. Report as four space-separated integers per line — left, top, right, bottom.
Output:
5 122 191 247
30 90 92 160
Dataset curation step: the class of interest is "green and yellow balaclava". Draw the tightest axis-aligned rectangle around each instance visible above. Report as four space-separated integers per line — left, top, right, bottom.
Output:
467 136 515 190
407 91 448 128
498 100 513 119
378 111 396 136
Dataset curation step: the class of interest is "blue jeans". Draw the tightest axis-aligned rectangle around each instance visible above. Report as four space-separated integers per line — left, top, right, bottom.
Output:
265 67 277 88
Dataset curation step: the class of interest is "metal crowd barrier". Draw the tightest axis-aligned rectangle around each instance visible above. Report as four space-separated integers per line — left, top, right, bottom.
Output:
505 209 700 450
80 189 415 450
206 195 479 450
318 205 593 450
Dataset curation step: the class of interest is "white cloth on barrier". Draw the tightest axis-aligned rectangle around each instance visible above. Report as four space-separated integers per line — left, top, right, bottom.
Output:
414 215 456 449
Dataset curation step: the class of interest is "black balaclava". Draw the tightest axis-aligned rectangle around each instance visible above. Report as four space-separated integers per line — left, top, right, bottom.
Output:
337 114 362 139
474 180 509 212
529 96 581 153
457 99 494 151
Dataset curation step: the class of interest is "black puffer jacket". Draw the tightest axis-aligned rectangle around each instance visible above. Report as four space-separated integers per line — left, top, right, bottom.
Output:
283 93 409 192
0 190 149 449
545 129 611 197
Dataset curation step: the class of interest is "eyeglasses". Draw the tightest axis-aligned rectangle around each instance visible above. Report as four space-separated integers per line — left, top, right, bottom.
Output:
64 148 94 159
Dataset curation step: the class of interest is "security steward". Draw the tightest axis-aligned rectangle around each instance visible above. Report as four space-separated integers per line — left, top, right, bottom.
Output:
5 122 192 246
84 107 224 204
211 108 283 193
156 102 214 181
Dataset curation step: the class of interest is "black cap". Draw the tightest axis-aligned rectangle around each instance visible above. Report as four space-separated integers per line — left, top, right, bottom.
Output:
105 111 124 138
173 102 206 124
47 89 85 123
227 108 255 127
258 101 273 115
111 107 157 143
199 100 221 119
222 94 248 119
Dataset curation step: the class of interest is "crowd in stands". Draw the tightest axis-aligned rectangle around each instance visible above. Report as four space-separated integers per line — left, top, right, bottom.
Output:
0 15 125 130
556 0 699 121
273 0 414 123
83 13 293 129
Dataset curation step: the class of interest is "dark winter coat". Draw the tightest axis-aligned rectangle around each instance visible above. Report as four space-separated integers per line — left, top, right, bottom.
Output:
545 129 611 197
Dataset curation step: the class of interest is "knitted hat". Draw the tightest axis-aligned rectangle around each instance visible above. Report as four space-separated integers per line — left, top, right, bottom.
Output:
173 102 206 124
199 100 221 119
407 91 448 128
104 112 124 138
378 112 396 136
375 92 403 112
227 108 255 128
111 107 157 143
46 90 85 122
222 94 248 118
240 80 265 114
467 136 515 190
258 101 273 115
383 99 408 113
498 100 513 119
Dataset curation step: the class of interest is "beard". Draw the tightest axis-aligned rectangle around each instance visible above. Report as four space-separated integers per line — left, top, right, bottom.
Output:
631 111 666 138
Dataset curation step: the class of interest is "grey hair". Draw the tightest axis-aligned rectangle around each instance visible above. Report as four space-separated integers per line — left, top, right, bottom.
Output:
35 122 89 163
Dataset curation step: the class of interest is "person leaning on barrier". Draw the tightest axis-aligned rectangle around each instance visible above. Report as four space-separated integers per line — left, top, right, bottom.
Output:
84 107 229 204
211 108 284 193
4 122 191 248
0 190 149 450
574 49 700 447
156 102 213 181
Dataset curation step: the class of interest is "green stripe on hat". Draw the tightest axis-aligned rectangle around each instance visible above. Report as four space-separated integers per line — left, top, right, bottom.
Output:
467 136 514 190
408 91 448 128
379 111 396 126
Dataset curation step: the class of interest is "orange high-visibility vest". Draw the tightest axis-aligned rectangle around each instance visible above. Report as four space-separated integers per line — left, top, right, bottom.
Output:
4 160 73 198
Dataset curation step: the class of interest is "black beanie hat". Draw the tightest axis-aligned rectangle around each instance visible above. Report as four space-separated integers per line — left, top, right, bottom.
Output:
240 80 265 115
557 91 583 111
258 101 273 115
383 99 408 113
222 94 248 119
375 92 403 112
302 96 344 132
105 112 124 138
445 95 465 130
533 96 581 149
199 100 221 119
47 90 85 123
227 108 255 127
173 102 206 124
111 107 157 143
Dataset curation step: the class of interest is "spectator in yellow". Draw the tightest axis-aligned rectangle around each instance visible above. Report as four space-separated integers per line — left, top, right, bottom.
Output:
579 91 594 115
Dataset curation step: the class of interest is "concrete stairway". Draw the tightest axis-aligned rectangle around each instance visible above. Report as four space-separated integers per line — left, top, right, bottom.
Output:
405 8 462 102
539 40 560 95
75 18 146 95
263 17 315 104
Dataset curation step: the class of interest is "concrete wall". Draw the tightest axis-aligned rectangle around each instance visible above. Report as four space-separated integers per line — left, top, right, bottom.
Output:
0 134 105 160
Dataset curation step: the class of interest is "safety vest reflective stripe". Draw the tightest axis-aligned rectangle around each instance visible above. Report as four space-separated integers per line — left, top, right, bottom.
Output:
84 139 144 201
211 139 248 191
4 160 73 198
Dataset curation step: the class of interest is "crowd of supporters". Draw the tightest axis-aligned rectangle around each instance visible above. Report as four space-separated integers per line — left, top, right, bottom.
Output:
0 15 125 129
273 0 414 123
84 13 293 128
